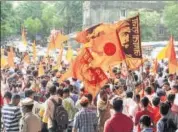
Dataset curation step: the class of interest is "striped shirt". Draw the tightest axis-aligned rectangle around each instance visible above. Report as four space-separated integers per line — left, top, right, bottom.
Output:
1 104 22 132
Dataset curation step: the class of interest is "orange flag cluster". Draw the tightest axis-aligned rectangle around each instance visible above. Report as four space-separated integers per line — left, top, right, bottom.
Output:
157 36 177 74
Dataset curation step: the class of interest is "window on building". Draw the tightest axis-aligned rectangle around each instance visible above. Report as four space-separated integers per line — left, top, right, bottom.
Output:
159 27 164 35
120 9 126 18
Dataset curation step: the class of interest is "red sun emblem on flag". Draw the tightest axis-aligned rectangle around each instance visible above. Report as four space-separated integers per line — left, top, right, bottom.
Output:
104 42 116 56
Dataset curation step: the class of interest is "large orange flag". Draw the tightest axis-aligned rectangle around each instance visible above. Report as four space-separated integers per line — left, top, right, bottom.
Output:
22 26 27 46
32 40 37 62
167 36 177 74
90 30 125 71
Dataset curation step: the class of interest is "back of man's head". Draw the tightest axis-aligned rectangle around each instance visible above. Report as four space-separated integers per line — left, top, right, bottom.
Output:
4 91 12 100
160 102 170 116
141 97 149 108
152 97 160 107
139 115 151 127
126 91 133 98
113 98 123 112
12 94 20 105
25 89 35 98
145 87 152 95
48 85 56 95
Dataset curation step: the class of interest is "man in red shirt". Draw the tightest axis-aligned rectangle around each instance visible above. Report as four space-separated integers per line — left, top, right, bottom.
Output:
135 97 154 132
104 97 133 132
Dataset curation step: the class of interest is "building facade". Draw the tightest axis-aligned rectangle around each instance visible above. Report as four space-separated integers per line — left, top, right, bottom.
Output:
83 1 168 41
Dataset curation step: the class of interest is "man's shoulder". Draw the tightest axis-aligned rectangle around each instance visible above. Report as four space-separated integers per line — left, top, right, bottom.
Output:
2 105 20 111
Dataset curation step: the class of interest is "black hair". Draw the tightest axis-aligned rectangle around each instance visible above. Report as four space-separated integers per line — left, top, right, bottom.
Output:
4 91 12 99
141 97 149 107
26 70 31 75
25 90 35 97
64 80 70 85
167 94 175 103
113 98 123 112
63 88 70 94
41 79 48 88
139 115 151 127
53 82 59 87
49 85 56 94
160 102 170 115
102 84 110 90
80 101 89 107
159 72 163 77
152 97 160 107
85 93 93 102
68 85 74 92
134 94 140 102
12 94 20 100
145 87 152 95
26 81 31 89
126 91 133 98
24 104 34 111
32 70 38 77
57 88 63 97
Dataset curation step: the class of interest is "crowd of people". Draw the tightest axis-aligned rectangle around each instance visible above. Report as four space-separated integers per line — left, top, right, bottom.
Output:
1 50 178 132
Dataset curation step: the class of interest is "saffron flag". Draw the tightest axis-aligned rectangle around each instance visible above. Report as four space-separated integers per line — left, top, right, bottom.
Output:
66 46 73 62
22 26 27 46
48 31 68 50
32 40 37 62
90 30 125 69
75 24 102 43
151 59 158 74
55 33 68 49
116 15 142 70
8 51 15 68
38 62 45 77
72 48 108 97
23 53 30 64
167 36 177 74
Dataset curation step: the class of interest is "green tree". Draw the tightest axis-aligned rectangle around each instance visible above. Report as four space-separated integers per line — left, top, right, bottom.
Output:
129 9 160 41
24 17 43 40
1 2 18 40
163 2 178 39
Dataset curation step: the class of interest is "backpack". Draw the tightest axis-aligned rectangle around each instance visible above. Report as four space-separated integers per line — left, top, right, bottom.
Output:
51 99 69 131
162 118 177 132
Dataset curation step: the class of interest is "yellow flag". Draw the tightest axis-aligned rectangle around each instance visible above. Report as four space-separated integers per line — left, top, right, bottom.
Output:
32 40 37 62
66 47 73 62
1 56 8 68
22 27 27 46
55 33 68 49
156 41 170 60
38 62 45 77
